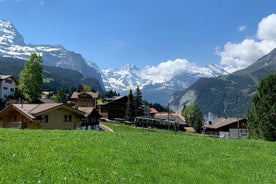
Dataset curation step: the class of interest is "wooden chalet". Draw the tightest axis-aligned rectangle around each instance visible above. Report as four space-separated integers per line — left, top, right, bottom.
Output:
205 117 248 138
78 107 101 130
98 96 128 120
70 91 99 107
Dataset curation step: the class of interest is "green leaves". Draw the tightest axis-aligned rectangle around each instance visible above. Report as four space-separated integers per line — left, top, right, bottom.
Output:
19 53 43 102
183 103 204 133
247 73 276 141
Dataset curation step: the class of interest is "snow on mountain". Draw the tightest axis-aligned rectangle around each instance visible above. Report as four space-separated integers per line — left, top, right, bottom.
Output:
0 20 25 46
102 64 151 93
101 61 229 104
0 19 104 90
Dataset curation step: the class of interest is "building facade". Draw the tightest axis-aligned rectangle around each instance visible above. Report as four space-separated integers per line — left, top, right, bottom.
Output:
0 75 19 103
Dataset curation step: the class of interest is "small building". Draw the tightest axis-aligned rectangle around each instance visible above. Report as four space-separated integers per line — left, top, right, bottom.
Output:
135 112 187 131
78 107 101 130
149 108 159 117
154 112 186 125
205 117 248 139
70 91 99 107
154 112 187 130
0 75 19 103
98 96 128 120
0 103 85 130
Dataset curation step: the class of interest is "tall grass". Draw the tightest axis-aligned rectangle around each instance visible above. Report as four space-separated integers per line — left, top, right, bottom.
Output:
0 126 275 183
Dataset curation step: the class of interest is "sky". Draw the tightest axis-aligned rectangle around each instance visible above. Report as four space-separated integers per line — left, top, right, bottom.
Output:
0 0 276 72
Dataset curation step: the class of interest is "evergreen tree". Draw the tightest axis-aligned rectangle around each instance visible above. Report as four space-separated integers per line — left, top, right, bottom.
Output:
56 88 67 104
19 53 43 102
183 103 204 133
104 90 120 98
134 86 144 117
247 73 276 141
125 89 135 121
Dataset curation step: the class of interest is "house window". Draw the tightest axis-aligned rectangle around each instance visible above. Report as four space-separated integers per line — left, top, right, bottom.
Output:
3 87 8 90
10 88 14 92
5 79 12 84
64 115 72 122
43 115 48 123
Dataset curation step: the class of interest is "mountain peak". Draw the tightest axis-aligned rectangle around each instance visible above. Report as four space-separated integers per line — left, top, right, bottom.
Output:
122 64 139 71
0 19 25 46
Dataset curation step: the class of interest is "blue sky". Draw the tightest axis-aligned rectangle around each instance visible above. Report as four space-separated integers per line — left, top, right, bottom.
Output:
0 0 276 71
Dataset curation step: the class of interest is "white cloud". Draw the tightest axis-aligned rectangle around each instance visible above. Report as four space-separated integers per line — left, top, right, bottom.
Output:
141 59 198 82
257 14 276 40
238 25 246 32
217 14 276 72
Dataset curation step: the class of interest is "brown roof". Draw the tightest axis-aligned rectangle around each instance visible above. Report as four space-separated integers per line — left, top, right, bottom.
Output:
10 103 85 119
150 108 159 114
205 117 246 129
78 107 95 117
31 98 56 104
154 113 186 125
70 92 99 99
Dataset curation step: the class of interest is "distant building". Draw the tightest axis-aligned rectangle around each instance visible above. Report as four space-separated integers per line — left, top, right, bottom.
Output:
205 117 248 139
70 91 99 107
98 96 128 120
70 91 101 129
149 108 159 117
0 75 19 103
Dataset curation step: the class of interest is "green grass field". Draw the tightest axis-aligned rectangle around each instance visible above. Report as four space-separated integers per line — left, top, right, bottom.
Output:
0 124 275 184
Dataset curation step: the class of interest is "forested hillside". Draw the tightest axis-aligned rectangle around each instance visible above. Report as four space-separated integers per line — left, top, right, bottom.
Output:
169 48 276 118
0 57 104 93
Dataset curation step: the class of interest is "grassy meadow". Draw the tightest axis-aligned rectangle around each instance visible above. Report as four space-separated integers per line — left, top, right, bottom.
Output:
0 124 275 184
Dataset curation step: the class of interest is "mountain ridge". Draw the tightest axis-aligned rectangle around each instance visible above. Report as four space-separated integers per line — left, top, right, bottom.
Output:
101 62 228 104
169 48 276 119
0 19 105 91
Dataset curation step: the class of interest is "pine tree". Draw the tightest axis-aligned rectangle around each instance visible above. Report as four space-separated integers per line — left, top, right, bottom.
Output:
247 73 276 141
134 86 144 117
183 103 204 133
125 89 135 121
19 53 43 102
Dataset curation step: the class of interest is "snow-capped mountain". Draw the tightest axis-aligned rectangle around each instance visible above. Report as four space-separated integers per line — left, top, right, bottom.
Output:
102 64 151 93
101 63 228 104
0 19 104 90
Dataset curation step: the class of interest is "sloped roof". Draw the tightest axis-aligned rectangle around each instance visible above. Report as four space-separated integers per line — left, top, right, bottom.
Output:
0 75 19 85
4 103 85 120
78 107 95 117
98 96 128 106
70 92 99 99
154 113 186 125
0 75 12 80
31 98 56 104
205 117 245 129
150 108 159 114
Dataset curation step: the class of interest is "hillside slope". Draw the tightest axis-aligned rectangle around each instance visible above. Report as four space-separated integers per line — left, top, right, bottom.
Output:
0 19 105 90
0 57 104 93
169 48 276 118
